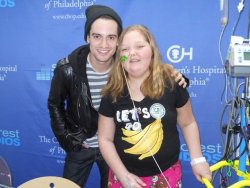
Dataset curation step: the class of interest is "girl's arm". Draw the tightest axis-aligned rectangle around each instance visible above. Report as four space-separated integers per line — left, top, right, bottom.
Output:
177 100 211 182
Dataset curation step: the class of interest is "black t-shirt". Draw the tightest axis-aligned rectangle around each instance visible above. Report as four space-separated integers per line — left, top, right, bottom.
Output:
99 84 189 176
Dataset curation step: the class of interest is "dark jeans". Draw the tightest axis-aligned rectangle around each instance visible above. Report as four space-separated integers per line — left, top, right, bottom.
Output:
63 147 108 188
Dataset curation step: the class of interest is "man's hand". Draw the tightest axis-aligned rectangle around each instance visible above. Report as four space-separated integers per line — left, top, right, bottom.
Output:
172 69 188 88
164 64 189 88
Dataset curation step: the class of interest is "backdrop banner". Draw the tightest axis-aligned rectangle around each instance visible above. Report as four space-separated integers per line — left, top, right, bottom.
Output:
1 0 249 187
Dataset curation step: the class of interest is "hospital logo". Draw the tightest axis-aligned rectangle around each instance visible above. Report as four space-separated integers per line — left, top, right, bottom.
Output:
166 45 193 63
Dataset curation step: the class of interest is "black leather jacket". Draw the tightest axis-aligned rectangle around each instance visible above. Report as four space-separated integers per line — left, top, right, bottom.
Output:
48 45 98 152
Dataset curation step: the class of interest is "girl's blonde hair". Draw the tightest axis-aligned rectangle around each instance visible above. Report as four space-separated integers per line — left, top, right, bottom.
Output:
102 25 175 102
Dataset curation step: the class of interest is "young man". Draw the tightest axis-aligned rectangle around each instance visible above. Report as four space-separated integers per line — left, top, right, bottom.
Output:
48 5 188 188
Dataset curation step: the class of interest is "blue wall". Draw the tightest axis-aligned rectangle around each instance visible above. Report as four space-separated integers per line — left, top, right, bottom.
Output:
1 0 249 187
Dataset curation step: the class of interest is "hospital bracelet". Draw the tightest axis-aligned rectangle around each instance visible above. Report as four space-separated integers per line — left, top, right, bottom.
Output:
190 157 206 166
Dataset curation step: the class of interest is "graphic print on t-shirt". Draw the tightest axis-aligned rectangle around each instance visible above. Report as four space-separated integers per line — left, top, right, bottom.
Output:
121 103 165 160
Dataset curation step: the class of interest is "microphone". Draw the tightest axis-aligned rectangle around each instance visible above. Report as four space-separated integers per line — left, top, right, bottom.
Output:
220 0 228 26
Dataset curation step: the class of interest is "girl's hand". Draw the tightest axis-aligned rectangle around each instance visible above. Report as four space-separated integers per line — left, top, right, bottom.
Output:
121 172 146 188
191 162 212 182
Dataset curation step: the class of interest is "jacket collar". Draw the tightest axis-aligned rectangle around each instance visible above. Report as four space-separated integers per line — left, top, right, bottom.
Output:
68 44 90 79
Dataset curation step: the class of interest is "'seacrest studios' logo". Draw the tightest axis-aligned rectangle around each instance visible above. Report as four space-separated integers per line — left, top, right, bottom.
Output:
0 0 15 7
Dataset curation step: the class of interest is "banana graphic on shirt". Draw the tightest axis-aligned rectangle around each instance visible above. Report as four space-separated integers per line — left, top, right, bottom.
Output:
121 119 163 160
121 124 151 144
138 127 163 160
